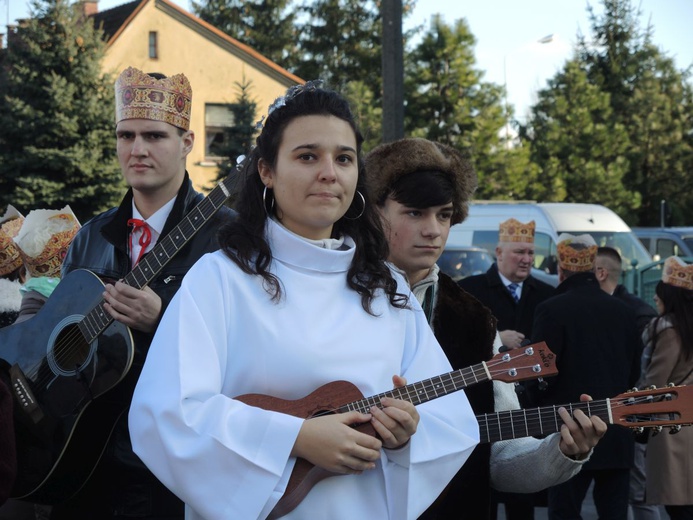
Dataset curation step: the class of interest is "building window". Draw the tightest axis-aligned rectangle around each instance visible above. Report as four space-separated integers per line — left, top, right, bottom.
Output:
149 31 158 59
205 104 236 160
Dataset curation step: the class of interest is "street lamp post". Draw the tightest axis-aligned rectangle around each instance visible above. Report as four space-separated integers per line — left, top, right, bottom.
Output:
503 34 554 144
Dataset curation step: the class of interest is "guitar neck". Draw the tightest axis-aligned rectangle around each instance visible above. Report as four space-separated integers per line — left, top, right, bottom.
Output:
479 399 612 443
339 362 491 414
79 177 233 343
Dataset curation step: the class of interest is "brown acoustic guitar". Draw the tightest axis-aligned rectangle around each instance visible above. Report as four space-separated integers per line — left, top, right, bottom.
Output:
236 341 557 519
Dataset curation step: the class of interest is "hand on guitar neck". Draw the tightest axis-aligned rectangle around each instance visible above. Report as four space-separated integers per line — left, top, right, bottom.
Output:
291 375 418 475
555 394 608 460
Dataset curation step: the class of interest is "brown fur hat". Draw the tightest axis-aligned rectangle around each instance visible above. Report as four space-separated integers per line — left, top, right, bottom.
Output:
364 138 477 225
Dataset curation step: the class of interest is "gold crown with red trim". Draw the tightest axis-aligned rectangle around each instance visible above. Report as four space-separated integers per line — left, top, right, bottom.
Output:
0 208 24 277
662 256 693 291
557 233 598 272
0 221 24 276
499 218 535 243
115 67 192 130
15 207 80 278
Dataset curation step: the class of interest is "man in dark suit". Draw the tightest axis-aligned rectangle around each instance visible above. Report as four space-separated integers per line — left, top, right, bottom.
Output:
458 219 554 350
530 234 640 520
594 246 657 336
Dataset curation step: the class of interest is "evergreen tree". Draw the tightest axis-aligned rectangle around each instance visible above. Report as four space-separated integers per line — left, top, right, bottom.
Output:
192 0 299 69
526 0 693 225
342 80 382 153
403 16 537 200
528 59 638 214
0 0 123 221
294 0 382 93
579 0 693 225
207 78 258 198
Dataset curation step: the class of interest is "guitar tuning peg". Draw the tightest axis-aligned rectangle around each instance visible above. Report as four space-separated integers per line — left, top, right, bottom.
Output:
634 426 645 435
667 382 676 387
629 387 639 392
651 425 663 437
537 378 548 391
669 425 682 435
647 385 657 390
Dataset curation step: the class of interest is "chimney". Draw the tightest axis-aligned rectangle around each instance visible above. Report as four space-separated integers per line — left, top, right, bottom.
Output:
81 1 99 17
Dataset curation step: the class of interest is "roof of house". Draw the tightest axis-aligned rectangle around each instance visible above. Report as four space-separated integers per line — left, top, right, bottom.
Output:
91 0 302 85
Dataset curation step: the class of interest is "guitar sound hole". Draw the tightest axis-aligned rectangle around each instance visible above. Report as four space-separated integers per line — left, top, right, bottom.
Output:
53 324 91 372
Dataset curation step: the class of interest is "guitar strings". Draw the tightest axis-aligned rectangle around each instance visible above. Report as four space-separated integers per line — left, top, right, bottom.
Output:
22 195 225 393
479 394 685 441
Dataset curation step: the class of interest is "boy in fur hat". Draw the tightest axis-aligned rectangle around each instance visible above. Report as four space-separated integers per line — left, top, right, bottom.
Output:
365 138 606 519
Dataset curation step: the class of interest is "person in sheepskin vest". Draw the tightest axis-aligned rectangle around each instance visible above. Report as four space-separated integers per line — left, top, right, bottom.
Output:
364 137 607 520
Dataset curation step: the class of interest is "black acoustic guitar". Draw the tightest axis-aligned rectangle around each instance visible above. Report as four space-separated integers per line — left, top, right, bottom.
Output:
1 174 234 504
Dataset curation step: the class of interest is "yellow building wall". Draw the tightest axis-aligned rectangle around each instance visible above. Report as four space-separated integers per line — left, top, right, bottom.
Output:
101 0 299 191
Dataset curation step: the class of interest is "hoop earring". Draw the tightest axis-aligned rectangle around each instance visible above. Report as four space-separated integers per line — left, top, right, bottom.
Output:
343 190 365 220
262 186 275 216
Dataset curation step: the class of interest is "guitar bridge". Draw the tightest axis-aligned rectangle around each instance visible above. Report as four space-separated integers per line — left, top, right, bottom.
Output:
10 364 44 424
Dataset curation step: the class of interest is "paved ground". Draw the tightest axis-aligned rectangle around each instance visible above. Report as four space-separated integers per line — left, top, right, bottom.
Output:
497 483 667 519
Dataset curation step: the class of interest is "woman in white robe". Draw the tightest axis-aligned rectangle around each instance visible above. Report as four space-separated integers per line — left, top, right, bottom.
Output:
129 83 479 520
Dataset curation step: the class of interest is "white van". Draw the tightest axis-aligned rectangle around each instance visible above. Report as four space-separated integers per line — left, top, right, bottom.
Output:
445 201 652 275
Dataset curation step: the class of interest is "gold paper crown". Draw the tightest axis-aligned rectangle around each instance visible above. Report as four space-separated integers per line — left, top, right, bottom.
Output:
499 218 535 243
15 208 80 278
0 216 24 276
557 234 598 272
115 67 192 130
662 256 693 291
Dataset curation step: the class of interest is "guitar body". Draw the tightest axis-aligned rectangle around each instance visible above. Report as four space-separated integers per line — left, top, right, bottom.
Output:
236 380 376 519
0 268 134 503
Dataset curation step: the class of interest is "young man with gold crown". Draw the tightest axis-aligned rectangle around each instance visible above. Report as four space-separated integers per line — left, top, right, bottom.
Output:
49 68 232 520
529 233 641 520
364 138 606 519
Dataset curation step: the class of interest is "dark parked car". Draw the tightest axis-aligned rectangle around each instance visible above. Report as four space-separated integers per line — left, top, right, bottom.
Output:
438 246 494 282
632 227 693 261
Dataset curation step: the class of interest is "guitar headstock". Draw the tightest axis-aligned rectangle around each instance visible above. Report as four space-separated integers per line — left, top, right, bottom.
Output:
611 385 693 432
487 341 558 384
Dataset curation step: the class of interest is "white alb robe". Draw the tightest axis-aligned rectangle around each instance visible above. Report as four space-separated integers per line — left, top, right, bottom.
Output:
129 219 478 520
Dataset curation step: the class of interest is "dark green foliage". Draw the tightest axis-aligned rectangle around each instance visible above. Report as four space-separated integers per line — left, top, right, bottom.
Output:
526 0 693 225
0 0 123 222
192 0 299 69
206 78 258 198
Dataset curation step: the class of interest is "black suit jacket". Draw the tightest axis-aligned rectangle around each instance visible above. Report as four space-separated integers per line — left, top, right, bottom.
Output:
458 263 555 338
529 272 640 470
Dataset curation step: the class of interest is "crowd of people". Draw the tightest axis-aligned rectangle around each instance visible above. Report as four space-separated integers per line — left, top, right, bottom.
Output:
0 68 691 520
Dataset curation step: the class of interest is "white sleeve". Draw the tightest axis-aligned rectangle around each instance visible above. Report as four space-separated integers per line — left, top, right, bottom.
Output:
129 255 303 519
488 332 588 493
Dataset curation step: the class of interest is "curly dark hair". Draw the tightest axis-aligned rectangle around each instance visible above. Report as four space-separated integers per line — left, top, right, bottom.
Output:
653 280 693 361
218 84 407 314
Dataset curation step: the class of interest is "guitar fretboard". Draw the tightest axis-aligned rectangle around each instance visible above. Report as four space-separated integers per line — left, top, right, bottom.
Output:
78 176 234 343
338 362 490 414
478 400 612 443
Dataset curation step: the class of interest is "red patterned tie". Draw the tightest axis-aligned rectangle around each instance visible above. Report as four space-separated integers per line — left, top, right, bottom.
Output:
128 218 152 266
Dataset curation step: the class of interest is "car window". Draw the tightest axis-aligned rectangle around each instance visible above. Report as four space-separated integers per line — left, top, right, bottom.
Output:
656 239 676 259
438 249 494 282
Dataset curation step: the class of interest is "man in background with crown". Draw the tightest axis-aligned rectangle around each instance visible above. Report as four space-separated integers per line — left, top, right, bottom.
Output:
529 234 640 520
459 218 555 351
48 67 232 520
